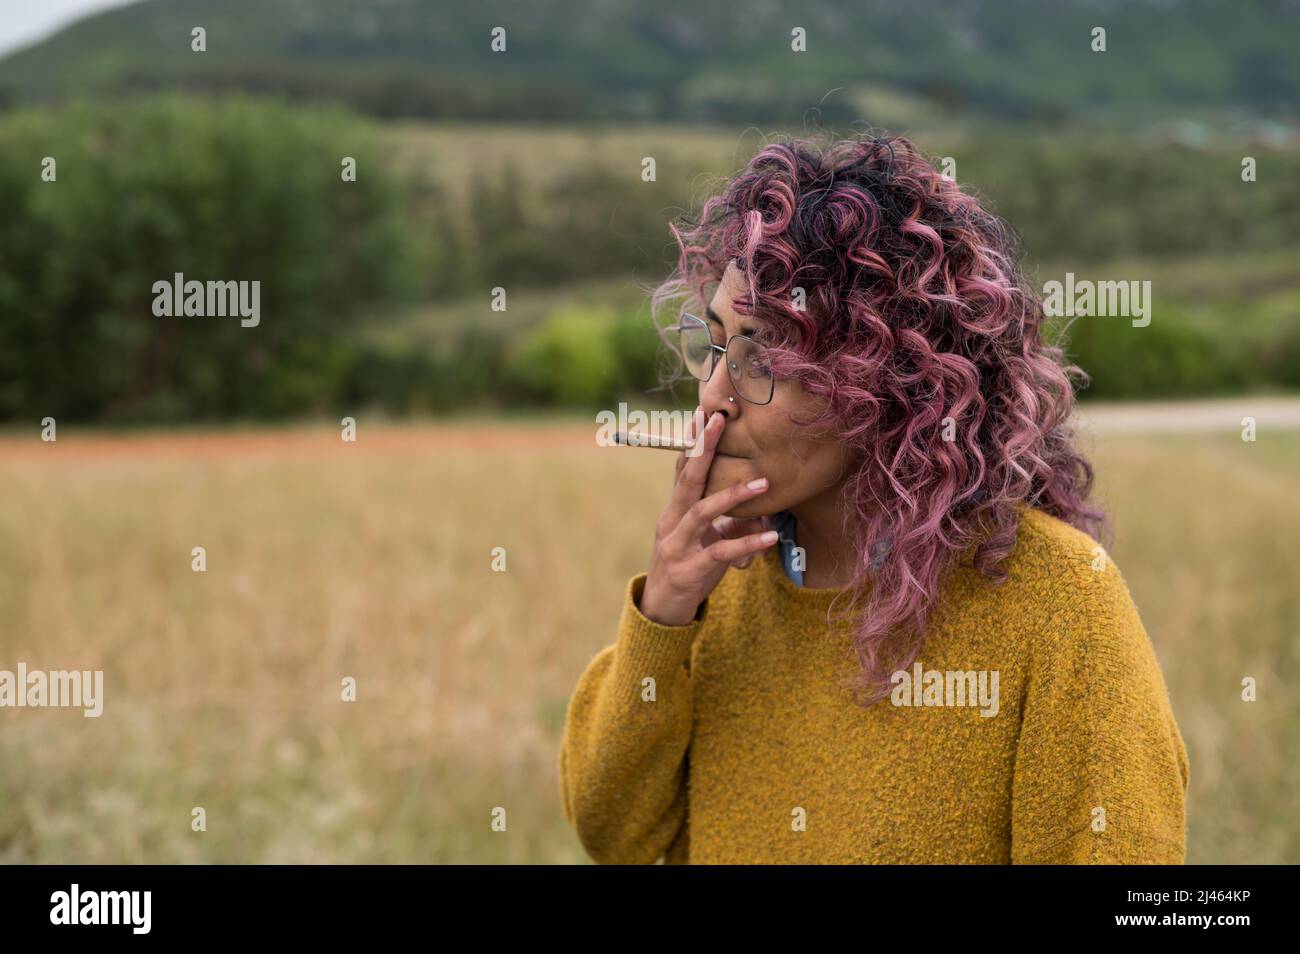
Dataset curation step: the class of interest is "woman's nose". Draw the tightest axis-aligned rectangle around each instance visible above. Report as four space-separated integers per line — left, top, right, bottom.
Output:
700 363 739 419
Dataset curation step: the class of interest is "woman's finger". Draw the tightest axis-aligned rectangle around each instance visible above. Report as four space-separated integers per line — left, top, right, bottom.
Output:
673 406 703 486
665 409 725 524
710 514 768 541
675 473 769 544
699 514 762 553
694 527 780 569
720 516 774 568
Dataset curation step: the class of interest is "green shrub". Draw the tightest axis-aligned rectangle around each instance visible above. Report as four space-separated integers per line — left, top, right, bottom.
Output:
503 306 620 407
499 304 673 408
1059 303 1249 400
0 95 416 422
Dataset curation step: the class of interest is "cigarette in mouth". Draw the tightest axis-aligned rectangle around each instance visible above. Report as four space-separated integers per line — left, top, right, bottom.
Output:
613 430 697 452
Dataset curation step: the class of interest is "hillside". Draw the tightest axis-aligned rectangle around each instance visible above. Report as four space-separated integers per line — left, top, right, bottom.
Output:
1 0 1298 124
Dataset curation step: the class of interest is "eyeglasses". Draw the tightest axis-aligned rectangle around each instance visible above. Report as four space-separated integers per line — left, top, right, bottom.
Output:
670 312 775 405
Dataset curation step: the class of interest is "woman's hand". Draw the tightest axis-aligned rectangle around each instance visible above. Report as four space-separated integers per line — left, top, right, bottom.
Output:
638 407 778 627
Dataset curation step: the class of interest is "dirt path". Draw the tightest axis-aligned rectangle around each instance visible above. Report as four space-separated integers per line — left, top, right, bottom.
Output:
2 398 1297 461
1072 397 1300 434
0 422 600 461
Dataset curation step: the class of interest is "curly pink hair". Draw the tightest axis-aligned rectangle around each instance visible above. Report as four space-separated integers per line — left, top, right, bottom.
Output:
651 132 1109 706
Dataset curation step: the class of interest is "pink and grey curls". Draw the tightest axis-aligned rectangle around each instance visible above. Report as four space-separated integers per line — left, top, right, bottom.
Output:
651 133 1108 706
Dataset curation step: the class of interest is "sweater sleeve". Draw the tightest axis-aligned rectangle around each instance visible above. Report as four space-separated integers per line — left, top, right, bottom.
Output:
557 572 703 864
1010 560 1190 864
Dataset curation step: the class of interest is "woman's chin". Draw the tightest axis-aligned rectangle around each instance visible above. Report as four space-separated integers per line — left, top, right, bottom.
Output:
724 499 768 519
705 455 751 493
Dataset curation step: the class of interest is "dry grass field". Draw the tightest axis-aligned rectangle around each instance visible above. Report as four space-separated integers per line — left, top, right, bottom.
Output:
0 414 1296 863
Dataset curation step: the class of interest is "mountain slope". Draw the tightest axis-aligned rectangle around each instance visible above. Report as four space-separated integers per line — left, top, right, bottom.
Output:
1 0 1297 123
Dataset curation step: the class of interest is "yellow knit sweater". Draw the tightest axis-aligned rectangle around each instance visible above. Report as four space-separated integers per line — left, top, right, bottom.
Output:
558 507 1189 864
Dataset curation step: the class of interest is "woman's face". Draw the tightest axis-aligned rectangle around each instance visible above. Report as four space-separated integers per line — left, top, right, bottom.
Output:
698 262 857 518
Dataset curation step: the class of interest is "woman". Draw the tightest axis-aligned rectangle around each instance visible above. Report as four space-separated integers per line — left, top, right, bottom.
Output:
557 133 1189 864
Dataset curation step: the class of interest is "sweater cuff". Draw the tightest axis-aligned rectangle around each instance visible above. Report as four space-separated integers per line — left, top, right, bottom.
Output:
615 573 706 677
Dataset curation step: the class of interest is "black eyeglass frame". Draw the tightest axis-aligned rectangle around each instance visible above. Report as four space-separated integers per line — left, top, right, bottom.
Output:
670 312 776 406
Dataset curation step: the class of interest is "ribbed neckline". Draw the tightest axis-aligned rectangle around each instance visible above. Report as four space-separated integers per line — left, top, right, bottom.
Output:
756 538 854 610
755 505 1041 618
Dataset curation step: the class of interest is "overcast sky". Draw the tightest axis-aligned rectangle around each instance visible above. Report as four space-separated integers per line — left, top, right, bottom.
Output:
0 0 142 58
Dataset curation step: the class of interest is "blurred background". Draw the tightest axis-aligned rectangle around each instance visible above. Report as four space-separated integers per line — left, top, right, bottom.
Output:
0 0 1296 863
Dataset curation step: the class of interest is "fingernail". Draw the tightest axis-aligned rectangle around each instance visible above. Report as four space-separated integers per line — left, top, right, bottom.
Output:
747 477 768 491
761 530 778 544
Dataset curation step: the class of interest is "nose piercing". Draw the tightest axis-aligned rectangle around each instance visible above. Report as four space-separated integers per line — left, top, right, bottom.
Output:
728 396 735 403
